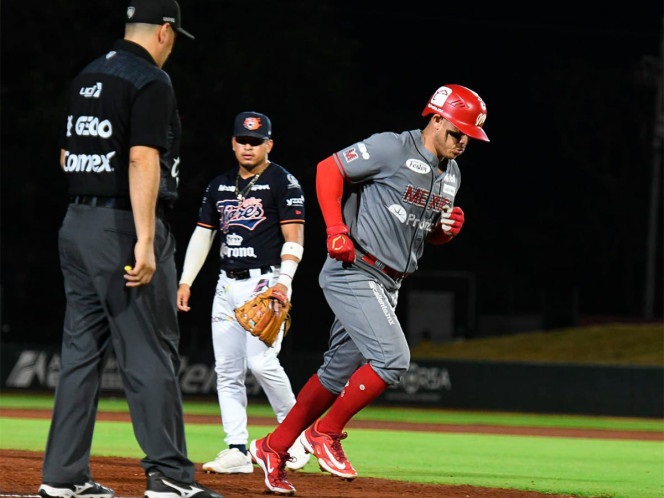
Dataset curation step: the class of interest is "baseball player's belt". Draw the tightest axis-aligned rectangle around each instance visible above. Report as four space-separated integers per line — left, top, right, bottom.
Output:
359 252 409 280
223 266 274 280
70 195 166 218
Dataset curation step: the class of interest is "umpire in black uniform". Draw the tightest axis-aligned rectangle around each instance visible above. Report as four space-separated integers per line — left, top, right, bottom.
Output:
39 2 223 498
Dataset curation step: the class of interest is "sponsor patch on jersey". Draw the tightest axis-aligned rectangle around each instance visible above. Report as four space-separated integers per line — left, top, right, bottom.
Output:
68 116 113 138
286 195 304 206
79 82 102 98
388 204 407 223
443 172 457 184
226 234 243 246
443 184 457 196
63 151 115 173
358 142 370 159
287 174 301 188
221 243 257 259
405 159 430 174
343 148 358 162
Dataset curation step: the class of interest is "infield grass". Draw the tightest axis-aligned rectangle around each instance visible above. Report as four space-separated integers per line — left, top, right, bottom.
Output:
1 392 662 498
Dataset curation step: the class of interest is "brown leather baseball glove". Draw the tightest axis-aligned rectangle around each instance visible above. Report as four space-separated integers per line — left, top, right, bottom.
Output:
234 287 292 347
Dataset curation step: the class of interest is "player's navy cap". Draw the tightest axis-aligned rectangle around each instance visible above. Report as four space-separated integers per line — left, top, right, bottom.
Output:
126 0 195 40
233 112 272 140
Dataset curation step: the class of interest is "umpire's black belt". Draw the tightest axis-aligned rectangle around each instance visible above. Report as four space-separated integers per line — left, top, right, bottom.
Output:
360 252 409 280
70 195 165 218
223 266 274 280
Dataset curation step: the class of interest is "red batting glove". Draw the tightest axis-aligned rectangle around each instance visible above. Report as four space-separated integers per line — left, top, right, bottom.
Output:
439 206 465 236
326 224 356 263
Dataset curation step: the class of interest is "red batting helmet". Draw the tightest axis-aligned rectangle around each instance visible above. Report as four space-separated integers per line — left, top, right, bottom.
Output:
422 84 489 142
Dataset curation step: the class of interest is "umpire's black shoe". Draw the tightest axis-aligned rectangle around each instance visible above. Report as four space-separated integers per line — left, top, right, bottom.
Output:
144 472 224 498
38 481 114 498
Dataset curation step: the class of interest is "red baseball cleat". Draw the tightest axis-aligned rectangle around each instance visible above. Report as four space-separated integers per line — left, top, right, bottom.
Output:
300 421 358 480
249 436 296 495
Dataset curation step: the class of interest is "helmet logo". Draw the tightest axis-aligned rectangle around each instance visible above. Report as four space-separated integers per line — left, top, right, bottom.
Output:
429 86 452 108
475 113 487 127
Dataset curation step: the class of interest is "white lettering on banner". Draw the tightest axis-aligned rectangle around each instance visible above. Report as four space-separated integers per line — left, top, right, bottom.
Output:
180 363 214 393
6 351 47 387
63 151 116 172
392 362 452 395
66 115 73 137
5 350 59 389
74 116 113 138
4 349 447 400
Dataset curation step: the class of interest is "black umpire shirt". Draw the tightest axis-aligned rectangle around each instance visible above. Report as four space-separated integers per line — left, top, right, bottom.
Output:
61 39 182 206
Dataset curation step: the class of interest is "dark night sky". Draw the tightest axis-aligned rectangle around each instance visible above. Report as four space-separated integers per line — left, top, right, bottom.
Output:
1 1 662 352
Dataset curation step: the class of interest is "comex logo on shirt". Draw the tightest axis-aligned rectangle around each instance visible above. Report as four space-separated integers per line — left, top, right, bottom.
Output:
80 82 102 98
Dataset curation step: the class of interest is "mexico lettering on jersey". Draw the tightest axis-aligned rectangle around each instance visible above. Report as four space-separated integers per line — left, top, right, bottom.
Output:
333 129 461 275
196 162 305 270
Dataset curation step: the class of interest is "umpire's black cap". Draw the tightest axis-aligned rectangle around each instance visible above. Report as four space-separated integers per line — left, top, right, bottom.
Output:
126 0 195 40
234 112 272 140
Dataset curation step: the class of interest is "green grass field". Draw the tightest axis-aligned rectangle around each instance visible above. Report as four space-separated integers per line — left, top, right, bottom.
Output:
1 392 662 498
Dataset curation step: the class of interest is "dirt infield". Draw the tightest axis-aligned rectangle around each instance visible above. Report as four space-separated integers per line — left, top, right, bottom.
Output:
2 408 659 498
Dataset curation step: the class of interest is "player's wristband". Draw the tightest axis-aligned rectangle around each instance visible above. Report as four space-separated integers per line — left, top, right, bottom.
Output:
277 259 299 289
280 241 304 261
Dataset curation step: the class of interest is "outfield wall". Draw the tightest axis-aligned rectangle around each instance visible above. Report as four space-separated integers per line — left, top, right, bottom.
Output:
1 344 661 418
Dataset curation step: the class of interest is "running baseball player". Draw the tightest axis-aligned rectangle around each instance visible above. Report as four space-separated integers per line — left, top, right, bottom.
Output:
177 111 310 474
249 84 489 494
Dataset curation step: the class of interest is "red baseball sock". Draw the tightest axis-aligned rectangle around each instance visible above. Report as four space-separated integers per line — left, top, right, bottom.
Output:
269 374 336 452
317 363 388 435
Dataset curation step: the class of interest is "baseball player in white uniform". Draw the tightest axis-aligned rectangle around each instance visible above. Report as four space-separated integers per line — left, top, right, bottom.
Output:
177 112 309 474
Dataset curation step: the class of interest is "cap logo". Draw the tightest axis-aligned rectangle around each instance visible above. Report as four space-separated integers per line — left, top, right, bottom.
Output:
163 16 176 23
243 117 262 131
127 6 135 19
475 113 487 127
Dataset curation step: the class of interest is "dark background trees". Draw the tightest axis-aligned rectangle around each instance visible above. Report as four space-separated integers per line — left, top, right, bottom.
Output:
1 1 662 354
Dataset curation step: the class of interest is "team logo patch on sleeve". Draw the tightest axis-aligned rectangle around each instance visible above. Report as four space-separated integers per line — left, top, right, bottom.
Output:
343 148 358 162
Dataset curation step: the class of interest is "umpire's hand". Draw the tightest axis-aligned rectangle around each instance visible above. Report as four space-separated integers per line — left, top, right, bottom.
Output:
124 242 156 287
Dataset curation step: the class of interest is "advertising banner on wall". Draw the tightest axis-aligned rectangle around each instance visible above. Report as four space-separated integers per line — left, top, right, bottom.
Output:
1 343 661 417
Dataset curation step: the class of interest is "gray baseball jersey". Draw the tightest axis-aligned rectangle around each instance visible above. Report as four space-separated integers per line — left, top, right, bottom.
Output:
316 129 461 392
336 129 460 275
